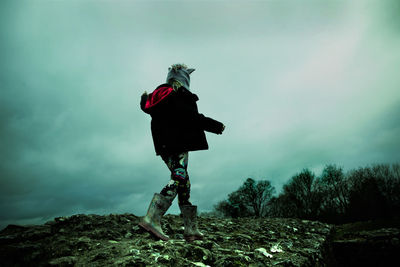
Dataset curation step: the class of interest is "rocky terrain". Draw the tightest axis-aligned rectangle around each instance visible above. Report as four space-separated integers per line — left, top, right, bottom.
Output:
332 220 399 267
0 214 398 266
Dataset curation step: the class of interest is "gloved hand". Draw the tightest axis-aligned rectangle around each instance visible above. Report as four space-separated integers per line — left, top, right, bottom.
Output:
140 91 148 111
218 124 226 135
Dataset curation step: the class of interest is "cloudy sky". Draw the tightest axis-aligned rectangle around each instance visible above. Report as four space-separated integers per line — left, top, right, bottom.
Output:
1 0 400 229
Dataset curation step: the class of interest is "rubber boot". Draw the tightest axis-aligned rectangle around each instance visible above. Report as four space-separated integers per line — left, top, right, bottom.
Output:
180 205 204 242
138 193 172 241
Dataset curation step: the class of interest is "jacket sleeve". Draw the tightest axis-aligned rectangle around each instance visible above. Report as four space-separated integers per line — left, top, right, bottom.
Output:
198 114 224 134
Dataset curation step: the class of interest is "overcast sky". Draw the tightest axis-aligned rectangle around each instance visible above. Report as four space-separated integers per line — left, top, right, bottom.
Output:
1 0 400 229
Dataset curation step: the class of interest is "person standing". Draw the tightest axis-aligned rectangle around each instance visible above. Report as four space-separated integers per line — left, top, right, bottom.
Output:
139 64 225 241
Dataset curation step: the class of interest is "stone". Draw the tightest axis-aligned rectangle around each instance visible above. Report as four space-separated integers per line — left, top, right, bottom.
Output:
48 256 77 266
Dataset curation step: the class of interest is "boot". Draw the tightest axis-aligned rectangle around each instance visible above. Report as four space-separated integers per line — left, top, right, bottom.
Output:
180 205 204 242
138 193 172 241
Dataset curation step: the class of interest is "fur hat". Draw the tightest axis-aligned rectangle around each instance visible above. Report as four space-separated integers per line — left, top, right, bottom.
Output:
166 64 195 90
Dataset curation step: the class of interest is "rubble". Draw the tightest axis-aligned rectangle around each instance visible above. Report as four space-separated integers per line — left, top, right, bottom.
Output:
4 213 394 266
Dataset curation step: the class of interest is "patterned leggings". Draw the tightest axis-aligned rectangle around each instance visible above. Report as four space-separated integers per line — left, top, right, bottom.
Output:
160 152 191 206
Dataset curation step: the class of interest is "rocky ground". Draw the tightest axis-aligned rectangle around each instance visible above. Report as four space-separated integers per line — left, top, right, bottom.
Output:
0 214 398 266
332 219 400 267
0 214 334 266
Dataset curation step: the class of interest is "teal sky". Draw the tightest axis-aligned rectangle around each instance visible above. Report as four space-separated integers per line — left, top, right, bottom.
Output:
1 0 400 228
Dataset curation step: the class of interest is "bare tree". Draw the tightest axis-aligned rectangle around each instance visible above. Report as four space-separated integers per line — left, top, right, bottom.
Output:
371 163 400 216
281 169 320 220
237 178 275 217
317 164 349 219
214 178 275 218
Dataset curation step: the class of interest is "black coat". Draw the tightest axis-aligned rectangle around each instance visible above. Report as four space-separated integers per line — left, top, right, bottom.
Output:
141 84 224 156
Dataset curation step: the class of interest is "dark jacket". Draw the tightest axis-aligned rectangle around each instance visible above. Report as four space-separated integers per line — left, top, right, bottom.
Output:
141 84 224 156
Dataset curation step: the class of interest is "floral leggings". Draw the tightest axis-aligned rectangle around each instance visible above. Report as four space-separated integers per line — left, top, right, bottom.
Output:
160 152 191 206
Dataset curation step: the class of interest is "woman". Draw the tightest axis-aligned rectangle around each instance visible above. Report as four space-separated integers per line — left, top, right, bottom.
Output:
139 63 225 241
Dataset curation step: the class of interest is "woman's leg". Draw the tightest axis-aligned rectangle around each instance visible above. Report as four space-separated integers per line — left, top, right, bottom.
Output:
160 152 191 206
